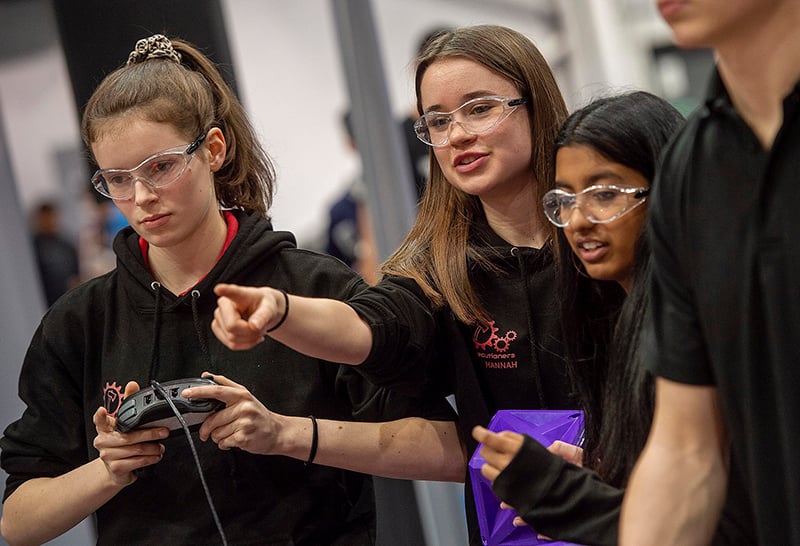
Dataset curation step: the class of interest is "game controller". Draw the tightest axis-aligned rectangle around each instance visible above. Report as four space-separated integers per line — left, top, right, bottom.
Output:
116 377 224 433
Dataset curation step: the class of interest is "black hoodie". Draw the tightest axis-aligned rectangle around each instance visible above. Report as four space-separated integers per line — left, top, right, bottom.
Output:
349 219 576 545
1 210 451 545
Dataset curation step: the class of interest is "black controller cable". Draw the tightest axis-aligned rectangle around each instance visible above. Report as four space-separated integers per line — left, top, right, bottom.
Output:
151 380 228 546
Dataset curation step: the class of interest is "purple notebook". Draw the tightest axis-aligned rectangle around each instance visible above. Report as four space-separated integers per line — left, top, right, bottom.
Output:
469 410 586 546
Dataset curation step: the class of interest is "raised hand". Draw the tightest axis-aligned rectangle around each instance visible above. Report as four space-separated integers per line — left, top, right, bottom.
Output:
472 425 524 483
212 283 285 350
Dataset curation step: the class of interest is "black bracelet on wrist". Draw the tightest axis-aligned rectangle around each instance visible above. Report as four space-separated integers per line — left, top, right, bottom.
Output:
266 288 289 333
305 415 318 466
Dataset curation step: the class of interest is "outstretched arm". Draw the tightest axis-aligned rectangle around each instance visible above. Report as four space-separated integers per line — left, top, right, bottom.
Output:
620 377 728 546
1 384 169 546
185 374 465 482
212 283 372 365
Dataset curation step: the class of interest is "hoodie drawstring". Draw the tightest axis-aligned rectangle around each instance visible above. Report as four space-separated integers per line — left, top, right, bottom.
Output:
191 290 215 374
148 285 215 381
148 281 163 381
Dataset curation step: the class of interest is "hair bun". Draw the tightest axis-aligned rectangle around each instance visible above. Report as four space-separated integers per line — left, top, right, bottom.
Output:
126 34 182 66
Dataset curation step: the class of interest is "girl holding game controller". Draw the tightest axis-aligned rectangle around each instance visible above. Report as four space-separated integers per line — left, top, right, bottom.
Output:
0 34 460 546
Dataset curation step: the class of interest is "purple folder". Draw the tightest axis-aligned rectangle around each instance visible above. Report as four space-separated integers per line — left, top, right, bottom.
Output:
469 410 586 546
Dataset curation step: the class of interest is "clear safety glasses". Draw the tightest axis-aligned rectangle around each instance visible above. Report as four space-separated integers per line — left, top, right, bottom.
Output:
91 132 207 200
413 96 527 147
543 184 650 227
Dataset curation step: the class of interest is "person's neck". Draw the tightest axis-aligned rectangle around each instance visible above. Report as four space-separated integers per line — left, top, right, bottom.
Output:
481 188 549 248
716 4 800 150
148 210 228 294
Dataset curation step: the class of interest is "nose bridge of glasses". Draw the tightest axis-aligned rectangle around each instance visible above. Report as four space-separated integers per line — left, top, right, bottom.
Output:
130 175 160 198
565 199 593 225
449 118 478 139
121 167 158 189
108 163 154 193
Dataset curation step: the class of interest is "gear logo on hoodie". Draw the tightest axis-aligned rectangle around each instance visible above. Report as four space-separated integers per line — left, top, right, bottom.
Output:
104 381 125 417
473 320 518 369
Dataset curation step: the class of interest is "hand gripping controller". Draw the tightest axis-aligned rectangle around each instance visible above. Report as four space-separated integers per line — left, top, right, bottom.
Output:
116 377 224 433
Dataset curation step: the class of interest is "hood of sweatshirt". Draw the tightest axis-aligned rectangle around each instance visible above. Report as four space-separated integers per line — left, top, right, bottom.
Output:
110 209 296 383
114 209 294 311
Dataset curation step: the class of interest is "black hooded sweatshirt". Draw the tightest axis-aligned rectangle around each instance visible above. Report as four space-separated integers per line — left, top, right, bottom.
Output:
349 219 576 545
1 210 452 545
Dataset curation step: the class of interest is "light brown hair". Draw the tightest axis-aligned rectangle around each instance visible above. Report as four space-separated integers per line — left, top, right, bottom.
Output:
81 36 275 218
382 25 568 324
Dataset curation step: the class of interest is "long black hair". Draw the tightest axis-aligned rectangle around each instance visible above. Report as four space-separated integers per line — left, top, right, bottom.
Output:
553 91 685 487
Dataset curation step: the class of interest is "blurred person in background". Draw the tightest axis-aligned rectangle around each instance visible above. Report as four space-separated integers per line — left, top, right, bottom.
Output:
324 110 379 284
30 201 80 306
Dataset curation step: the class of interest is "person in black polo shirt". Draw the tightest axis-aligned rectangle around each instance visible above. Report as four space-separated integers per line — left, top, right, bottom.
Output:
620 1 800 544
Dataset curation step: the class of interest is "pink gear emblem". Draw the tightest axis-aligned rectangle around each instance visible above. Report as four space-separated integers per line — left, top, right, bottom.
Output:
103 381 125 417
474 322 518 352
473 321 500 351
